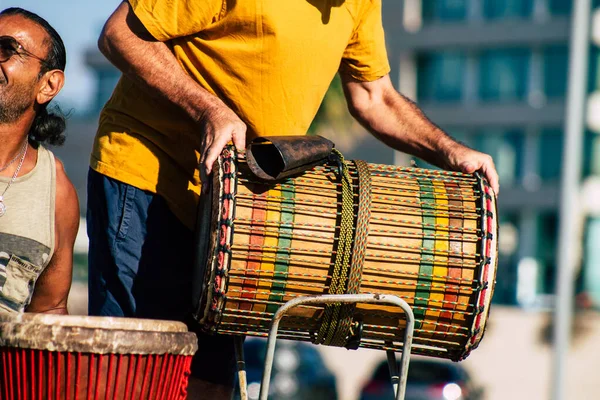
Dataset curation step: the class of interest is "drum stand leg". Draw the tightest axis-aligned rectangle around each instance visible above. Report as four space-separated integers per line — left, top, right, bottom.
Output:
234 336 248 400
250 293 415 400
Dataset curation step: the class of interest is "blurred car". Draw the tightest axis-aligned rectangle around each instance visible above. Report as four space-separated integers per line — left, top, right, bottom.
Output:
233 338 338 400
359 358 484 400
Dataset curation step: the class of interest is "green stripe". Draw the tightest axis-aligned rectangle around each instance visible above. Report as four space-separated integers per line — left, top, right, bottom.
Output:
267 181 295 313
415 178 435 329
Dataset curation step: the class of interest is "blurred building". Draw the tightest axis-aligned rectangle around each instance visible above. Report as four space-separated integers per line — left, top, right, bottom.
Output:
79 0 600 309
383 0 600 308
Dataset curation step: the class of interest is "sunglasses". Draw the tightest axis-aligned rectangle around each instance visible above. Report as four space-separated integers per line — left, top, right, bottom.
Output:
0 35 49 67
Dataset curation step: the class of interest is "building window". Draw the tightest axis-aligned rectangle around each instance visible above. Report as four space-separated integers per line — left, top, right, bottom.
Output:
474 129 524 185
422 0 467 22
544 45 569 99
538 129 564 181
479 49 530 102
482 0 533 20
548 0 572 15
583 131 596 177
537 212 559 295
493 212 520 305
417 52 466 103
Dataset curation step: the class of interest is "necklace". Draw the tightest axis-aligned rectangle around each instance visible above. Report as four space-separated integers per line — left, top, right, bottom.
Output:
0 142 28 217
0 140 27 173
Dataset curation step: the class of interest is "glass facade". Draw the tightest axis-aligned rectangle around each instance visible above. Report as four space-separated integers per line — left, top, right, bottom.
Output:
475 130 524 185
537 213 559 295
538 129 564 181
482 0 533 20
416 52 465 102
544 45 569 99
479 49 530 102
548 0 573 15
422 0 467 22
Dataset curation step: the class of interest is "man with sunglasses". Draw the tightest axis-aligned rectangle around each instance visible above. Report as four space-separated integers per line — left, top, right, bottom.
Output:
88 1 500 398
0 7 79 315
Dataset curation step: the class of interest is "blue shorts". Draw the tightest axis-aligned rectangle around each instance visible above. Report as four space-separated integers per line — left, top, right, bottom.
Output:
86 168 237 386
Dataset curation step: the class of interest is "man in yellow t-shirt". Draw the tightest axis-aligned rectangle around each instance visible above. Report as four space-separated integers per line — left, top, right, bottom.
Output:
87 1 500 398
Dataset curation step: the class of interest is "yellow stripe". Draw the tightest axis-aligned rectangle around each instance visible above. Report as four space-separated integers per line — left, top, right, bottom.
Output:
423 181 449 331
255 188 281 311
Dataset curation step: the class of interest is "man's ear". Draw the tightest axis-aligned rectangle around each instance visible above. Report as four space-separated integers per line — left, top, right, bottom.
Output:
36 70 65 105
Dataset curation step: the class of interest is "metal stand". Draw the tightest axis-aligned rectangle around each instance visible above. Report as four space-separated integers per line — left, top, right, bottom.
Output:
235 293 415 400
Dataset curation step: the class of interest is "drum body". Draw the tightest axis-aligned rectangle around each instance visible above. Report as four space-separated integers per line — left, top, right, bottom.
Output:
0 314 197 400
194 148 498 361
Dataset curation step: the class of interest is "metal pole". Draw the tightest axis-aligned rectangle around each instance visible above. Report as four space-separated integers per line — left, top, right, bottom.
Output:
552 1 591 399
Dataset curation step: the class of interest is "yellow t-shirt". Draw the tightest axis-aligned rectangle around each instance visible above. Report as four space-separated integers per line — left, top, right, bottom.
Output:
91 0 390 229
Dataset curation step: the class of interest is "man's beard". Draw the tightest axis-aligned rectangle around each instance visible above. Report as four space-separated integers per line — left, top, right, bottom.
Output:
0 81 37 124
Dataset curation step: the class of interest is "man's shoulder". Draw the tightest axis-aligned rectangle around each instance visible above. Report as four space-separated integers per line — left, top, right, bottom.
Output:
52 155 79 220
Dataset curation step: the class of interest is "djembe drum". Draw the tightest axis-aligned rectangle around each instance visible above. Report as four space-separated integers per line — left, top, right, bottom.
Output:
192 137 498 361
0 313 198 400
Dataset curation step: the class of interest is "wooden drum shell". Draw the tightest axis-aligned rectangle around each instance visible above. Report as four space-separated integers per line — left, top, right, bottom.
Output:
195 149 497 361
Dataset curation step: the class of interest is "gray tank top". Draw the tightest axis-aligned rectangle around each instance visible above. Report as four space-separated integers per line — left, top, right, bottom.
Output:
0 145 56 312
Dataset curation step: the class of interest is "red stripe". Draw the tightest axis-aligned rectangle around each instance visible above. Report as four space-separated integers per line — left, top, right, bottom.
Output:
240 191 267 311
440 181 461 333
56 352 62 400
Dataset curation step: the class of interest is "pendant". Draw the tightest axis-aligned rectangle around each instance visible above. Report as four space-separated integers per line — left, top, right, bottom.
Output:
0 196 5 217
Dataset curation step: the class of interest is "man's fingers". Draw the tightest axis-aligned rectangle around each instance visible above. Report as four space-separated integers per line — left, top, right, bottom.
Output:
203 144 221 175
458 154 500 196
203 130 236 174
459 162 477 174
483 160 500 196
232 125 247 151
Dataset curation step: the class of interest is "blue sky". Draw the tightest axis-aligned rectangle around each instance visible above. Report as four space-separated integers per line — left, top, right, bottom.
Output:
2 0 121 112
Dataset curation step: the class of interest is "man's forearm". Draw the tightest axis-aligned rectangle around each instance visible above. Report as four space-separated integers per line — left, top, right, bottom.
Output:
99 2 226 125
353 86 454 169
344 74 499 193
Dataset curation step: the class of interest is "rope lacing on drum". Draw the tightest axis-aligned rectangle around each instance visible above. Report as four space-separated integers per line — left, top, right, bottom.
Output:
313 149 371 349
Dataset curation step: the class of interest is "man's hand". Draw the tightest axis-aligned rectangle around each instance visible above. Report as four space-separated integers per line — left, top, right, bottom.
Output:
437 138 500 195
199 104 247 175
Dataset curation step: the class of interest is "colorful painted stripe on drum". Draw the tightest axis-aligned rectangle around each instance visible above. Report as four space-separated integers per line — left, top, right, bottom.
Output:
441 180 462 333
415 177 435 329
241 189 268 312
254 188 283 313
266 182 295 313
430 180 449 333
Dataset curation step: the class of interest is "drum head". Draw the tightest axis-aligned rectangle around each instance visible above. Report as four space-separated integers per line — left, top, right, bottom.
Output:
0 313 198 355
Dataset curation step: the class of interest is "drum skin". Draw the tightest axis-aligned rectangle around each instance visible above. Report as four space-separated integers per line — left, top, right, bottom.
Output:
0 314 197 400
195 148 498 361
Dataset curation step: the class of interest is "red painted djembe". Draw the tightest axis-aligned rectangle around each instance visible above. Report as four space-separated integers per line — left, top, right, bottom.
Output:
0 314 197 400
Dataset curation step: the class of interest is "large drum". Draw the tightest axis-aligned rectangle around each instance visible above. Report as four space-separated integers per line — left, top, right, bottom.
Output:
193 139 498 361
0 314 197 400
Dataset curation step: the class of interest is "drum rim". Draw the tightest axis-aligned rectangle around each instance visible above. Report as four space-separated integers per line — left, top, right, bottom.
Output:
458 176 499 360
0 314 199 355
0 313 189 332
194 147 237 330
